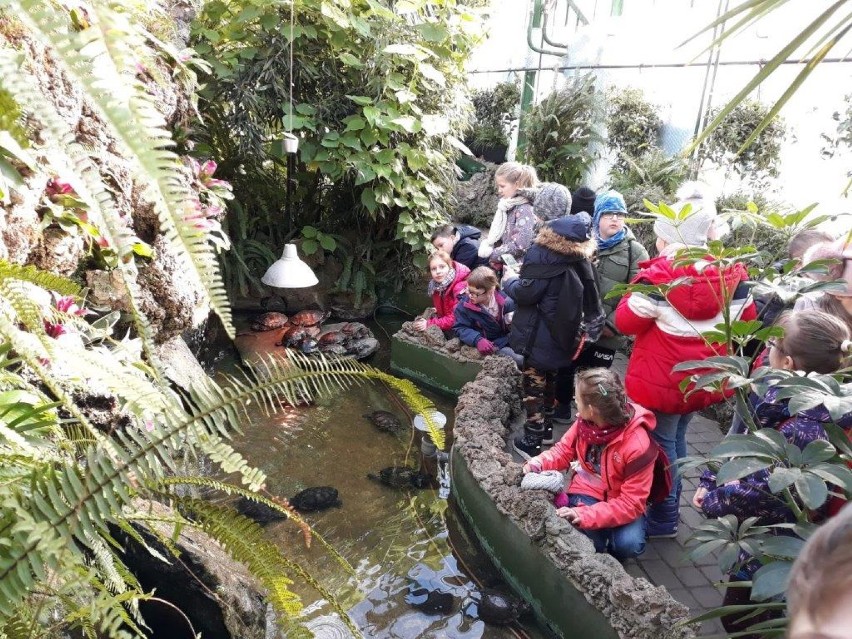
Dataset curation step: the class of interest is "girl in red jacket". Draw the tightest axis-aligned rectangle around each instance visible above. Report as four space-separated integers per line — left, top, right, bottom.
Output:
522 368 657 560
413 250 470 336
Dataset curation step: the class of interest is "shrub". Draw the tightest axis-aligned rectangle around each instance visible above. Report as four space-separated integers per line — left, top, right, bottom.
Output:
521 73 605 188
606 87 663 172
468 80 520 151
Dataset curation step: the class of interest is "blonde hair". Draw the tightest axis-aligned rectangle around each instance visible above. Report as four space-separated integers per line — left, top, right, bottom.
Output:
575 368 630 426
467 266 499 291
494 162 538 189
427 250 453 271
775 309 852 374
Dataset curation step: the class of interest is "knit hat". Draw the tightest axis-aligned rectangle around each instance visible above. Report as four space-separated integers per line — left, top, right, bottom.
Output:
570 186 597 216
653 181 716 246
803 240 852 296
593 190 627 218
533 182 572 222
548 211 592 242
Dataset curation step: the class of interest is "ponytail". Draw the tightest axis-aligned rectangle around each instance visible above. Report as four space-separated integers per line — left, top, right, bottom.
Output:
775 310 852 374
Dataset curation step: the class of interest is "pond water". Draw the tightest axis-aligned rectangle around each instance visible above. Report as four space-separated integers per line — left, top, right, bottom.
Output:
217 314 552 639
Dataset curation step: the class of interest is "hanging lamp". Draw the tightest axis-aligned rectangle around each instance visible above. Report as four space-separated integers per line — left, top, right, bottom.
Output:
262 1 315 290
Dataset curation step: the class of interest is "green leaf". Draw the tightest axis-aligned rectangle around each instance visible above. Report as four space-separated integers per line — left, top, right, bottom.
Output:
418 63 445 86
416 23 449 43
751 560 792 601
800 439 836 465
347 95 373 106
360 188 377 213
301 226 318 239
319 235 336 251
339 52 364 68
383 43 419 56
768 467 800 494
717 458 773 484
794 473 828 510
301 239 318 256
390 116 419 133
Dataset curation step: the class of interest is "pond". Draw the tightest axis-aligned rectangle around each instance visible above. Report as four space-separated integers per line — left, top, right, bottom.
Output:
218 314 552 639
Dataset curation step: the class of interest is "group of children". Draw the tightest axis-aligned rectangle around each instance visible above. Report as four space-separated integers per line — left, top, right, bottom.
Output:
414 160 852 630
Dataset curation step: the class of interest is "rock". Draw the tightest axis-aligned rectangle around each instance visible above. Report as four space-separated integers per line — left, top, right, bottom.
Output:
114 501 273 639
450 163 499 229
86 269 133 313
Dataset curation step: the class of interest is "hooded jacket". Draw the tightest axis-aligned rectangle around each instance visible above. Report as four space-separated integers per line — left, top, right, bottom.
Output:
427 262 470 332
451 225 489 271
503 219 602 371
594 227 649 351
531 403 657 530
615 255 756 414
453 289 515 348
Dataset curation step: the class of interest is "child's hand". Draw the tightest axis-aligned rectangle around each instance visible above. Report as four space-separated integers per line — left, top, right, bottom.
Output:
522 461 541 474
692 487 708 509
413 318 427 332
556 507 582 525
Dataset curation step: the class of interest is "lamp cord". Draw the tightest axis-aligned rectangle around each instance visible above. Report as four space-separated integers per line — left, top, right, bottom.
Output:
289 0 294 134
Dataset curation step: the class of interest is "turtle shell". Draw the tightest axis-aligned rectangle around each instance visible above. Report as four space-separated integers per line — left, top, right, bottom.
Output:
289 309 330 327
477 589 530 626
251 312 289 332
363 410 404 434
319 343 348 357
235 497 287 524
298 337 319 354
368 466 431 489
289 486 341 512
318 331 346 345
280 326 311 347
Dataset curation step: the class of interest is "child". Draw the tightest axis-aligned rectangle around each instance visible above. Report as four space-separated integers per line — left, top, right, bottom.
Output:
522 368 657 561
615 181 756 538
798 239 852 333
503 214 604 458
412 251 470 335
453 266 522 365
430 224 488 271
553 190 649 423
693 309 852 635
478 162 538 265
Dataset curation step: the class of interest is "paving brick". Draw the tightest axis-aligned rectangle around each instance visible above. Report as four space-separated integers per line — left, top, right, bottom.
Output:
641 559 685 591
666 587 700 610
657 539 692 567
700 564 725 585
675 566 713 588
692 585 724 608
700 618 726 636
680 506 706 529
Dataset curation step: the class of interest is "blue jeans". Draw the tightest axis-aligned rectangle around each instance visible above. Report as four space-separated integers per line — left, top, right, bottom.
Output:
568 494 646 561
648 411 694 526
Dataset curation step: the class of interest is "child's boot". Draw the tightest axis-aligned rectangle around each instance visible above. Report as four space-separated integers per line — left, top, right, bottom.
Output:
512 421 547 460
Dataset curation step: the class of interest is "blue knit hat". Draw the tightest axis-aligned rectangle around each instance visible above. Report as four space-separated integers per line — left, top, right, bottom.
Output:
593 190 627 218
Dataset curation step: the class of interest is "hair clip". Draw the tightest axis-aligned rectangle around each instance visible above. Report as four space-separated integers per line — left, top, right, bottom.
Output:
842 339 852 354
598 383 608 396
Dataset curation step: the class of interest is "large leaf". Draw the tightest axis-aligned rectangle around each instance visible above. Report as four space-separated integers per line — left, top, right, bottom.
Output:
751 560 792 601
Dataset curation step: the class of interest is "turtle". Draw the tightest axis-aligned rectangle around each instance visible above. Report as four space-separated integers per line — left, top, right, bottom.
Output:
363 410 404 434
250 312 289 332
367 466 431 489
405 587 455 615
319 343 349 357
317 330 347 347
289 309 330 328
475 588 531 626
341 322 370 338
297 336 319 354
235 496 288 524
344 336 379 359
288 486 342 512
279 325 312 347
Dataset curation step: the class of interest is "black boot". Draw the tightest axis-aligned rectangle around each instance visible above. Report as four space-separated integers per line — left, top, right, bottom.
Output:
512 421 547 460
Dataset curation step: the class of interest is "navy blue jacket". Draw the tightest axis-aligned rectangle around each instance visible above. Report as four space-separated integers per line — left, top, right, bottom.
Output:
453 290 515 348
452 225 488 271
503 219 601 371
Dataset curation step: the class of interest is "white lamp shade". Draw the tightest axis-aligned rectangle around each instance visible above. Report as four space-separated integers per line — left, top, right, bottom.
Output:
262 243 319 288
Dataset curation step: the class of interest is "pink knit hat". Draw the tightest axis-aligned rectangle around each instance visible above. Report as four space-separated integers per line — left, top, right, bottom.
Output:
803 240 852 296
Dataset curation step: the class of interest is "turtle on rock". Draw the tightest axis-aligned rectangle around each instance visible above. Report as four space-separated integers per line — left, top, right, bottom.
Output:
289 309 330 328
472 588 531 626
363 410 405 435
251 312 289 332
367 466 431 489
317 330 347 348
288 486 342 512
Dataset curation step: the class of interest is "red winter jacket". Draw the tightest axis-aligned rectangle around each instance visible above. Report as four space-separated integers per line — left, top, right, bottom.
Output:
427 262 470 331
615 255 756 414
531 403 656 530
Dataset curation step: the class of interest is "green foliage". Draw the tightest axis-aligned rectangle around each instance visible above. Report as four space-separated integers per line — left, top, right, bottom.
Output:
622 197 851 634
605 87 663 172
468 79 520 150
521 73 605 188
192 0 486 296
698 99 786 184
821 92 852 194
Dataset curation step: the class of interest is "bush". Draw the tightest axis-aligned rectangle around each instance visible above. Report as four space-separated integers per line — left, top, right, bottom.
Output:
521 73 605 188
606 87 663 172
468 80 520 151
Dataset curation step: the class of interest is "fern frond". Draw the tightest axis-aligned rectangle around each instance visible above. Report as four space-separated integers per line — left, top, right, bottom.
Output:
8 0 234 337
0 262 80 297
369 372 444 450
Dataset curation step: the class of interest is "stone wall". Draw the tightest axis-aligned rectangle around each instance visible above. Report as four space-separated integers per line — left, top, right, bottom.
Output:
453 356 697 639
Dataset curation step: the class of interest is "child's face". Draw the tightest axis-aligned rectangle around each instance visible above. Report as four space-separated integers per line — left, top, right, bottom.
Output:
432 236 454 254
495 177 519 199
467 285 493 304
429 259 451 282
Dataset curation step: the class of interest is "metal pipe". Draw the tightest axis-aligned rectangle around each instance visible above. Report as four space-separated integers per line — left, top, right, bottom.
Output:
469 56 852 74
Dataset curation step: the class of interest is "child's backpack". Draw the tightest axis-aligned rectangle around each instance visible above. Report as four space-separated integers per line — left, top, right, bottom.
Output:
623 438 673 505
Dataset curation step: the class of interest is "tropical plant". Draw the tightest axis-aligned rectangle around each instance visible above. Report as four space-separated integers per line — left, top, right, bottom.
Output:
697 99 786 185
521 72 606 188
686 0 852 173
614 198 851 635
192 0 487 299
606 86 663 172
821 92 852 193
0 1 450 636
467 79 520 153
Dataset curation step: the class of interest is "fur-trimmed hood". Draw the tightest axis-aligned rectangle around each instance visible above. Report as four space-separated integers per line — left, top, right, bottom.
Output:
535 225 597 260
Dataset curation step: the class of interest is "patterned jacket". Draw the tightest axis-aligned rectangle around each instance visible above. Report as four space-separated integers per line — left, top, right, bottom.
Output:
489 202 538 263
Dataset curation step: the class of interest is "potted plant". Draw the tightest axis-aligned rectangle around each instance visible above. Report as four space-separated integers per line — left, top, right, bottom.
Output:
467 80 520 163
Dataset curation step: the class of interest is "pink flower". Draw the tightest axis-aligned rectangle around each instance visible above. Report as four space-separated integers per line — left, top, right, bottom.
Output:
46 178 75 199
44 321 67 338
53 294 89 317
199 160 217 179
144 419 155 432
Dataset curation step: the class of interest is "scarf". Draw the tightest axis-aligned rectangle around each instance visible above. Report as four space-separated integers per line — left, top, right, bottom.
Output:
478 195 530 258
576 417 625 446
427 266 456 296
595 227 627 251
